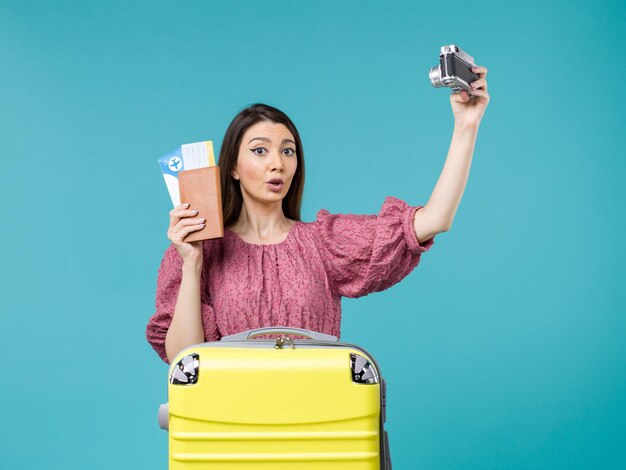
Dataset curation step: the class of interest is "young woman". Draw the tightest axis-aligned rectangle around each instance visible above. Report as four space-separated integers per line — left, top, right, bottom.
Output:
147 67 490 363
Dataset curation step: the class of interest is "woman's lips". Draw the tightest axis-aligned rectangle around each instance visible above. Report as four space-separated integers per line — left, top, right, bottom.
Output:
267 182 284 192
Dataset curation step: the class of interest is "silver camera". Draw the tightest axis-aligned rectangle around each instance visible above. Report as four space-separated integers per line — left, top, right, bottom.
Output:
429 44 480 94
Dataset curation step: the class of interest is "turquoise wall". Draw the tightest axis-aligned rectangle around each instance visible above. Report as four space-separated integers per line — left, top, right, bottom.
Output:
1 0 624 468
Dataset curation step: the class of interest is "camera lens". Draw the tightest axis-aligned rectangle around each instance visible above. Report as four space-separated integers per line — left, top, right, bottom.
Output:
429 66 444 88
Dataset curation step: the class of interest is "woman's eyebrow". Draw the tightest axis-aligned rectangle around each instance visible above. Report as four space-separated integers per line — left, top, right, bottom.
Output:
249 137 296 145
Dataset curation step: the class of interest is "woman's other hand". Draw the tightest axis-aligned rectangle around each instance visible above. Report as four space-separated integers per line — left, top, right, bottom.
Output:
450 64 490 128
167 203 205 266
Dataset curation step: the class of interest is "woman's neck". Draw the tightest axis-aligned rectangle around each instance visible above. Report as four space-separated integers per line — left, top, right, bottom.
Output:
228 203 293 243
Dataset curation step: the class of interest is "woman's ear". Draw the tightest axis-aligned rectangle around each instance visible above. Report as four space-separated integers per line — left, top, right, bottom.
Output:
232 169 239 180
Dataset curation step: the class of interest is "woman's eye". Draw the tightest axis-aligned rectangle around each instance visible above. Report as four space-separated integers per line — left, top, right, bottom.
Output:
251 147 266 156
283 148 296 156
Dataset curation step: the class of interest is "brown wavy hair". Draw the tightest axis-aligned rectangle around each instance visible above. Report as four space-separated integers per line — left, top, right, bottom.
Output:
218 103 305 228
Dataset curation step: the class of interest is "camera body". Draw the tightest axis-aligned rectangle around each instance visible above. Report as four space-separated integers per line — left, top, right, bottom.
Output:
429 44 480 94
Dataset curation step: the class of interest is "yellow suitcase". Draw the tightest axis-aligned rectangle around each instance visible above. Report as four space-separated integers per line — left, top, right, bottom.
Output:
158 327 392 469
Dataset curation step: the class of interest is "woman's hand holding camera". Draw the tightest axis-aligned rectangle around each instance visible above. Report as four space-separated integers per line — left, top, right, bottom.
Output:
168 203 205 266
451 64 490 128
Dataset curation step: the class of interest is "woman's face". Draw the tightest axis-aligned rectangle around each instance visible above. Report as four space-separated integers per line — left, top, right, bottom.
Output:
232 121 298 206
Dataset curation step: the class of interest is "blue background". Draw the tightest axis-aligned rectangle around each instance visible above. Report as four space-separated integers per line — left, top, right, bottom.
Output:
1 0 625 468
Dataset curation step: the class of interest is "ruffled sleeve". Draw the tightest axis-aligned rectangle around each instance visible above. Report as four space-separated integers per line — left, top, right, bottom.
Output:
314 196 434 299
145 243 220 364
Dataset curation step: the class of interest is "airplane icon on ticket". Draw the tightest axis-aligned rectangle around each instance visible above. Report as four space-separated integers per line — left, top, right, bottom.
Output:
168 156 182 172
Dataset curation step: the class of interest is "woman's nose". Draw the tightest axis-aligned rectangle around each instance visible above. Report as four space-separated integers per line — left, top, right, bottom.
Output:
269 150 284 171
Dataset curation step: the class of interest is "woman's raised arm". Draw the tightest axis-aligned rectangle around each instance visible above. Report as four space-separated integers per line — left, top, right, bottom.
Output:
413 64 490 244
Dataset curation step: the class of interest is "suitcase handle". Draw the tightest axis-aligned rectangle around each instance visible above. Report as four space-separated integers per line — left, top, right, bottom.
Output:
220 326 338 342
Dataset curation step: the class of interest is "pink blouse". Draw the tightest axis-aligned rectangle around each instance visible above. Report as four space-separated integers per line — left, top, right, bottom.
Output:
146 196 435 363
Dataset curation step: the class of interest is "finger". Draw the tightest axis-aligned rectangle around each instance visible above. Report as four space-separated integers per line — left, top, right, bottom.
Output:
472 65 488 78
171 223 207 244
469 88 489 95
170 204 189 223
170 208 200 224
170 203 190 215
182 223 207 237
451 90 471 103
468 89 490 100
173 209 200 218
470 79 487 90
175 217 206 231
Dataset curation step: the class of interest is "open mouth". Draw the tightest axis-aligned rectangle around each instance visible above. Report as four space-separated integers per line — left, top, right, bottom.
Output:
267 180 284 192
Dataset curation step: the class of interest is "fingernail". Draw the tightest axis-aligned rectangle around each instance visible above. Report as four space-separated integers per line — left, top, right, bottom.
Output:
199 218 206 222
183 203 190 207
192 210 198 214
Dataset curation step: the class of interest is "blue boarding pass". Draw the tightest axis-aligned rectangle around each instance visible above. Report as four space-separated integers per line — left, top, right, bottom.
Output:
158 140 216 207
